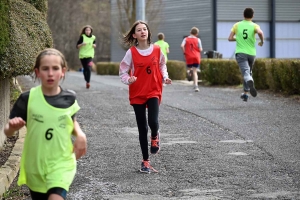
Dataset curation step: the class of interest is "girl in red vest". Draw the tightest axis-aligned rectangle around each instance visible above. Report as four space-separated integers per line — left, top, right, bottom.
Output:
119 20 172 173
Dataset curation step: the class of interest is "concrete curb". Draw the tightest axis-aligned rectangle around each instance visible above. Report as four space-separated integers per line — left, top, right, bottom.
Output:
0 127 26 198
0 78 25 198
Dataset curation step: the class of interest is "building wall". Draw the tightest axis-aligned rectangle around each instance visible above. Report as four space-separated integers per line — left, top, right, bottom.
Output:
111 0 300 61
110 0 213 62
0 79 10 149
275 1 300 58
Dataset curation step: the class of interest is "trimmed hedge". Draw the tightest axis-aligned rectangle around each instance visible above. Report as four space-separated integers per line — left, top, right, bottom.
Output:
0 0 52 79
95 58 300 95
0 0 9 55
96 60 187 80
96 62 119 75
201 58 242 85
166 60 186 80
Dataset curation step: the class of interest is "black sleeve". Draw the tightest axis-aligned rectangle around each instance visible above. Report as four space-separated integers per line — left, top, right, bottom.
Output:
76 36 83 47
9 91 29 122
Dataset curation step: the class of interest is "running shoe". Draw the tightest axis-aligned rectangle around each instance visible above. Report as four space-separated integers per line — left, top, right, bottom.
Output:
150 132 160 154
86 83 90 89
240 93 249 102
194 86 199 92
140 160 151 173
247 80 257 97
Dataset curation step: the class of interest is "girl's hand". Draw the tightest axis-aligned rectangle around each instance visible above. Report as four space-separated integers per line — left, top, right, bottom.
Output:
73 133 87 160
9 117 26 130
128 76 137 84
81 42 86 46
92 44 96 48
164 78 172 85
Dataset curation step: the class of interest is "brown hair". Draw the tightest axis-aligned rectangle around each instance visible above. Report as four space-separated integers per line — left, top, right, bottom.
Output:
157 32 165 40
33 48 68 80
190 27 199 36
244 8 254 19
122 20 152 47
80 25 93 37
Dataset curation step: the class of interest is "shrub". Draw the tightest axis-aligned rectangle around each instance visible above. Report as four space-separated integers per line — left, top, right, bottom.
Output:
96 62 119 75
166 60 186 80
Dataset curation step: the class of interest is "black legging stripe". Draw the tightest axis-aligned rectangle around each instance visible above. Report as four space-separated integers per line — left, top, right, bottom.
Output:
80 57 92 83
132 97 159 161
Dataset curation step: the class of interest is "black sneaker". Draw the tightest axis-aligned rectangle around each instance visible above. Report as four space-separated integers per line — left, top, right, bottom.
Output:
247 80 257 97
240 93 249 102
150 132 160 154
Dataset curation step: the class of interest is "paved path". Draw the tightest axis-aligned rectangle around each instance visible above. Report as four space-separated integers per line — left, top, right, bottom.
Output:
2 72 300 199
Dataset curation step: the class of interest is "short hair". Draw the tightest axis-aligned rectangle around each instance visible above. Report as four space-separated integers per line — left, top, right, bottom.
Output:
157 33 164 40
244 8 254 19
190 27 199 35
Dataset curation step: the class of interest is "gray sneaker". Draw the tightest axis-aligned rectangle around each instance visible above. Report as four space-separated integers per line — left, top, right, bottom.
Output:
247 80 257 97
194 86 199 92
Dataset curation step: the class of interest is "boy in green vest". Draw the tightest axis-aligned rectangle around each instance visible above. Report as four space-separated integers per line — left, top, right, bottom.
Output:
228 7 264 101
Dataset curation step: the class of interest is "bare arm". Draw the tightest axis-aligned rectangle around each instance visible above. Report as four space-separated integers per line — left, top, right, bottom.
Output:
228 32 236 41
72 119 87 160
4 117 26 137
256 28 264 46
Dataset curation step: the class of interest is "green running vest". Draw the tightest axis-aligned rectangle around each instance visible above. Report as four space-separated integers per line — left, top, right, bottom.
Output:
18 86 80 192
79 34 96 59
235 20 257 56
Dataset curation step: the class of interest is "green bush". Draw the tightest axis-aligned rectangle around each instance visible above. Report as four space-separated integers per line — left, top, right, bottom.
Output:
201 59 241 85
0 0 52 79
96 62 119 75
252 58 271 90
166 60 186 80
0 0 9 55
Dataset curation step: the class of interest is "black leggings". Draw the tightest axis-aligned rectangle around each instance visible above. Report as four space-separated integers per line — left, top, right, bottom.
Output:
132 98 159 161
80 57 93 83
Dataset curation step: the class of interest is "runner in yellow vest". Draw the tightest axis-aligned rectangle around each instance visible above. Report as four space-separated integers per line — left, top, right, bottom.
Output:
77 25 96 89
228 7 264 102
4 48 87 200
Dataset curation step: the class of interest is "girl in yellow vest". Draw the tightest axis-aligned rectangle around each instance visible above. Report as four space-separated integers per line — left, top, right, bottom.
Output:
4 48 87 200
76 25 96 89
119 20 172 173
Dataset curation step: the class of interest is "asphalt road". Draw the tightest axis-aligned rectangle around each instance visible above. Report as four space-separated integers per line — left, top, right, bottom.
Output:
17 72 300 200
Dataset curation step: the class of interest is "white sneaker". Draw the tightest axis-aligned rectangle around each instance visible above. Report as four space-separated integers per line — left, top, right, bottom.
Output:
194 86 199 92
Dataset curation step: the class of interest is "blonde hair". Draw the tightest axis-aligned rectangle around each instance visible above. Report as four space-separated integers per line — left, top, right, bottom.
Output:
190 27 199 35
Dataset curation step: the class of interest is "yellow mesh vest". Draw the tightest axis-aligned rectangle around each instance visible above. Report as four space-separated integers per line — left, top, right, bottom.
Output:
18 86 80 192
79 34 96 59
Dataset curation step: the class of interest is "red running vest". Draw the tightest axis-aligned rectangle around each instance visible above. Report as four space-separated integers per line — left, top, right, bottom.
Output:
129 45 163 105
184 37 201 65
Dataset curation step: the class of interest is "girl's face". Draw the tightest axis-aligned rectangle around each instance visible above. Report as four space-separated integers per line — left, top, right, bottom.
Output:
85 27 92 36
35 55 66 94
133 23 148 42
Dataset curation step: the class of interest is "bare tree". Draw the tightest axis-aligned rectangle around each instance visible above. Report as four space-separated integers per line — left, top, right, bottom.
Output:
47 0 111 69
114 0 163 50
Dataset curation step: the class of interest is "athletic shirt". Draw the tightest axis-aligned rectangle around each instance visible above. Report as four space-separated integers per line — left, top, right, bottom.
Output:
184 37 201 65
232 20 259 56
79 34 96 59
17 85 80 192
129 45 163 105
154 40 169 63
